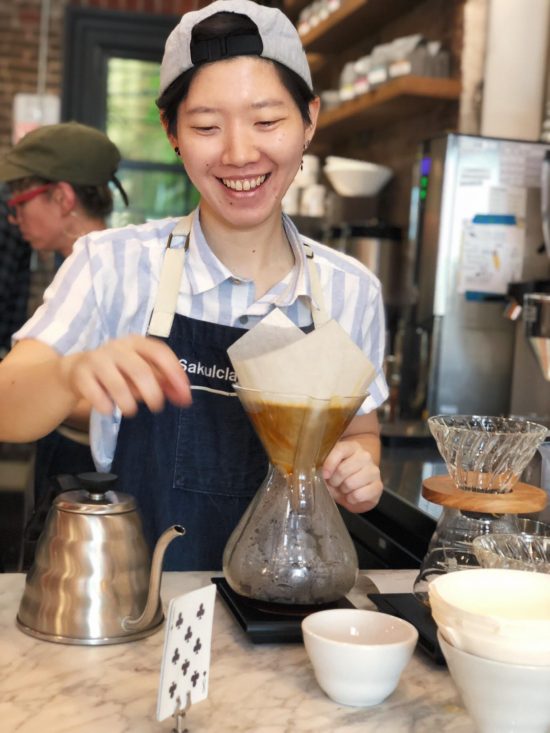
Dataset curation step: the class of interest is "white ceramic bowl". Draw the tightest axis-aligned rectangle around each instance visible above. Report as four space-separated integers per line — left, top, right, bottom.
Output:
323 164 392 197
429 569 550 665
302 609 418 707
325 155 383 169
438 631 550 733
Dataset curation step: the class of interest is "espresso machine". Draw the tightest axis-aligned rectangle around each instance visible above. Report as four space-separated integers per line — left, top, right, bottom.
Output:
508 149 550 422
405 134 550 418
508 285 550 421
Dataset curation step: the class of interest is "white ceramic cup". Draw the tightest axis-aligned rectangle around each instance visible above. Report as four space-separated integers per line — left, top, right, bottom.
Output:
438 631 550 733
302 609 418 707
300 184 327 217
282 183 301 216
293 154 320 188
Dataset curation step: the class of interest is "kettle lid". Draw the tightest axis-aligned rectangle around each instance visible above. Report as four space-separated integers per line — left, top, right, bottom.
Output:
54 472 137 515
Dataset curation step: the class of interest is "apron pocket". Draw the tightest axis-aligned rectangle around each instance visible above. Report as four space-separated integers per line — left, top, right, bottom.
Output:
172 392 268 496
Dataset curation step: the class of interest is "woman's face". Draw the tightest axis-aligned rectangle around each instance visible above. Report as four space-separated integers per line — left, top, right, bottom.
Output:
8 184 68 255
171 56 319 231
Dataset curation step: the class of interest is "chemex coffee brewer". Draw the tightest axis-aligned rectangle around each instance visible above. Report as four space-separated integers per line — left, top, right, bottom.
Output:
223 308 376 607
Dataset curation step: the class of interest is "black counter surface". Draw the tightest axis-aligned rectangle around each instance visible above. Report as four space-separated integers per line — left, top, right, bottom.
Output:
342 422 446 570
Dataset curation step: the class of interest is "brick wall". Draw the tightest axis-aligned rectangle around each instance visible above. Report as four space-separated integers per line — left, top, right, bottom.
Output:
0 0 204 319
0 0 203 157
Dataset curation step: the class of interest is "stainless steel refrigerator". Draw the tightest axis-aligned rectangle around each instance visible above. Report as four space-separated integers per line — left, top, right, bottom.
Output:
408 133 550 417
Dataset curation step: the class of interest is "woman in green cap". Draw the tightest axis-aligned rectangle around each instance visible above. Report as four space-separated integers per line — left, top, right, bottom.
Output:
0 1 388 570
1 121 127 258
0 121 129 544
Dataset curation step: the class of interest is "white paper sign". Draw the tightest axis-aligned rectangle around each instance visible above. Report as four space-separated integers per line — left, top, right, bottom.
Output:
458 221 524 294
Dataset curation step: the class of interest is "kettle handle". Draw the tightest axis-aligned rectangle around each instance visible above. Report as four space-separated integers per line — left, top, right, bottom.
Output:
21 473 84 570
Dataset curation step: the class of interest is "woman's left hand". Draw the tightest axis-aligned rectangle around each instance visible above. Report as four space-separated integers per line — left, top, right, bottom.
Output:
322 439 383 513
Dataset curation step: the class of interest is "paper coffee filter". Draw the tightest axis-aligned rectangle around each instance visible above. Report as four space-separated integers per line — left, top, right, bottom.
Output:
228 309 376 399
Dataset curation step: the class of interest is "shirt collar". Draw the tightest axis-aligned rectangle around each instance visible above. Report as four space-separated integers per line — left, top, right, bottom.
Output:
184 208 232 294
182 207 315 307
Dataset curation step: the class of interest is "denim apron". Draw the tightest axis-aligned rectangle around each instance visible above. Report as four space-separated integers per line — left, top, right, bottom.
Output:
111 214 329 570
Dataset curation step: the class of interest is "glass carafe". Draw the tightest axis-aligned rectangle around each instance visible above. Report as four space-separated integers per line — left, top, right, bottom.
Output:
413 509 520 604
223 386 365 605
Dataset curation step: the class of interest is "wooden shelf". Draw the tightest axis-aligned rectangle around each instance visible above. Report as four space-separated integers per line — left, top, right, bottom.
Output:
283 0 311 21
315 76 461 139
298 0 416 53
306 52 331 75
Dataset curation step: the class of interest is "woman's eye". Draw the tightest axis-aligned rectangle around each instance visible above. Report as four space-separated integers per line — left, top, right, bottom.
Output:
257 119 281 128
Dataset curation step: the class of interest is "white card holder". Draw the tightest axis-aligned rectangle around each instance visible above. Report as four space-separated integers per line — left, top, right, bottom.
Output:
157 584 216 726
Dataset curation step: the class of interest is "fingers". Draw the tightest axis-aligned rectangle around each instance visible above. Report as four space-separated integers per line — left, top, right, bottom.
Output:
64 336 192 416
323 440 383 513
73 362 121 416
83 343 165 415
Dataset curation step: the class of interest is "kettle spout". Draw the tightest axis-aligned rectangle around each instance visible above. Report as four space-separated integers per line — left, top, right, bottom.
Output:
122 524 185 633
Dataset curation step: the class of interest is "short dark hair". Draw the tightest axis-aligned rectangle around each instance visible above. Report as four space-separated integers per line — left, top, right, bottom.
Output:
156 11 316 137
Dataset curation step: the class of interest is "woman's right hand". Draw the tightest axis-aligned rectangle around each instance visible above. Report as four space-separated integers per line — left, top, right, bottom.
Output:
60 335 192 416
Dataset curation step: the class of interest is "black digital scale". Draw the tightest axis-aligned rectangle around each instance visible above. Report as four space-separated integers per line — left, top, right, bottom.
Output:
367 592 445 665
212 577 354 644
212 576 445 664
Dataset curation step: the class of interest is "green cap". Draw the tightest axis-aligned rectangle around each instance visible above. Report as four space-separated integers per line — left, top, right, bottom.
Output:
0 122 121 186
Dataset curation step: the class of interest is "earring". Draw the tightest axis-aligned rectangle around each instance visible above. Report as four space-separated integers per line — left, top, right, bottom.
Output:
300 141 309 171
174 146 180 157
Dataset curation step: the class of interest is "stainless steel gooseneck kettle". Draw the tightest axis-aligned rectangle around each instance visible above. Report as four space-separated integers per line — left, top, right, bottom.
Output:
17 472 185 645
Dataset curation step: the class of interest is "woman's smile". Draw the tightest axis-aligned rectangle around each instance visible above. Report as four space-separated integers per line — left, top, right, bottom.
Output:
219 173 268 191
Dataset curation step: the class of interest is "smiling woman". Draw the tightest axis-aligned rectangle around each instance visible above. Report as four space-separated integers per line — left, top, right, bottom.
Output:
0 0 389 571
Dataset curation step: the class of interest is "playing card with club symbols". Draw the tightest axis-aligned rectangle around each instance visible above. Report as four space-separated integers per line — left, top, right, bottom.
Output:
156 583 217 722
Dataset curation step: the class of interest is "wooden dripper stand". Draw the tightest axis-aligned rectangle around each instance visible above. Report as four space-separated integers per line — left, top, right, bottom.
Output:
422 474 547 516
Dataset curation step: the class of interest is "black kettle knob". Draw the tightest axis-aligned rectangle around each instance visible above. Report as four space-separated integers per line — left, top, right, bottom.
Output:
77 472 118 496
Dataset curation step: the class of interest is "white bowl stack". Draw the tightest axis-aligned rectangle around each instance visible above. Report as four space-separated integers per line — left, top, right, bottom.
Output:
430 568 550 665
323 156 393 197
429 569 550 732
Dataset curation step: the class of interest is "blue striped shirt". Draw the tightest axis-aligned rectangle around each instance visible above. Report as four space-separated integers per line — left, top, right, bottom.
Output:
15 210 388 470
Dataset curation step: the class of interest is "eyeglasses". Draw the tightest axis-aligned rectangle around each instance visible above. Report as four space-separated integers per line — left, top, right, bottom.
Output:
6 184 54 218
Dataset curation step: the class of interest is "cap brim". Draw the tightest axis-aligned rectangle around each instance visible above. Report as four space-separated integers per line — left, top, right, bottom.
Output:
0 158 40 183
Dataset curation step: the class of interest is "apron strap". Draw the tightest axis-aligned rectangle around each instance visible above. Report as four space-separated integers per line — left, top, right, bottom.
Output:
303 242 331 328
147 215 193 338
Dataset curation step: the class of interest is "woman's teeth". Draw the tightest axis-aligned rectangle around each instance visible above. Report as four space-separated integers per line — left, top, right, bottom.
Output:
221 175 266 191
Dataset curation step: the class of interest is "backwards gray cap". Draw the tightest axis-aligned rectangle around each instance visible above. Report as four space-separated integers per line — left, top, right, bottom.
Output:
159 0 312 95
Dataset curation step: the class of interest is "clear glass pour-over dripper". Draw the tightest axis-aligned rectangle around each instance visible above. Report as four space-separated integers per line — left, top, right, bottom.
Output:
223 386 365 605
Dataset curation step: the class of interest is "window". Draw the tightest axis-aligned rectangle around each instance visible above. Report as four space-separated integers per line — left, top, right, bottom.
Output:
62 7 198 225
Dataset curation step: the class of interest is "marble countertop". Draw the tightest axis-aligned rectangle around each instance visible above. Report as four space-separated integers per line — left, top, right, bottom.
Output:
1 571 475 733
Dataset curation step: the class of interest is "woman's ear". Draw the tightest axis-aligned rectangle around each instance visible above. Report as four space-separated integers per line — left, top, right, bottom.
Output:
160 112 179 151
53 182 77 215
306 96 321 142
